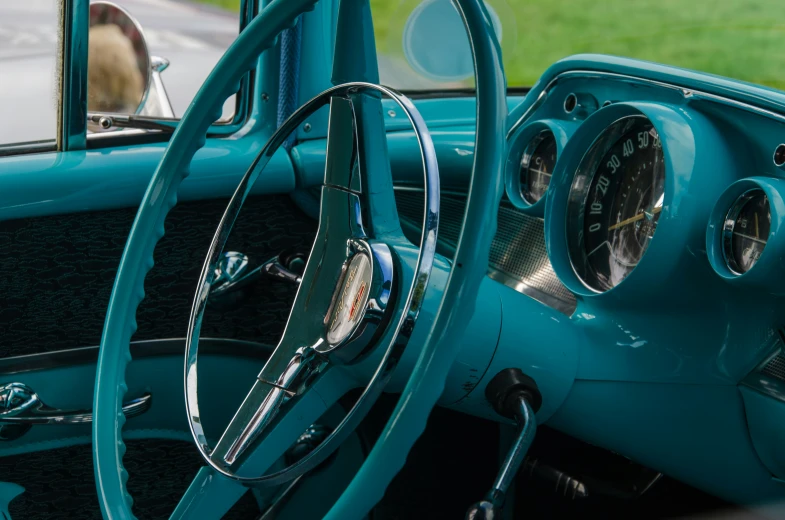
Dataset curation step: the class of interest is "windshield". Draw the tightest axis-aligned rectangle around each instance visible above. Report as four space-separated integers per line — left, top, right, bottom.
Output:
372 0 785 92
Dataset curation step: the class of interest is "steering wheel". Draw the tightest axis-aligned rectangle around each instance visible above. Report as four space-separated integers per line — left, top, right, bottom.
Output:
93 0 506 518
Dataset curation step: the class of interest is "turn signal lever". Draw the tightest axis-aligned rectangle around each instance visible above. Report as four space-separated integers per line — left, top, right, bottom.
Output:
466 369 542 520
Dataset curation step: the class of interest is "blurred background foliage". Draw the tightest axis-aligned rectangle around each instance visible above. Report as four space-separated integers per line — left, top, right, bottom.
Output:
196 0 785 91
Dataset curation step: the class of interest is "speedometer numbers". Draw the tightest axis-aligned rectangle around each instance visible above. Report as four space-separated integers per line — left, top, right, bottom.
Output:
568 116 666 292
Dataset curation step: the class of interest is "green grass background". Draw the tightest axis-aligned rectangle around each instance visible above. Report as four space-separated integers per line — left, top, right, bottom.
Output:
196 0 785 91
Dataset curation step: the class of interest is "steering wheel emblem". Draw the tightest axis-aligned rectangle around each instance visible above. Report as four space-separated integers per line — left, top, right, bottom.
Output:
326 252 373 345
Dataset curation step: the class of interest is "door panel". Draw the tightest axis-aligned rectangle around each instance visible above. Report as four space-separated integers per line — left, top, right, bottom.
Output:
0 195 316 358
3 439 260 519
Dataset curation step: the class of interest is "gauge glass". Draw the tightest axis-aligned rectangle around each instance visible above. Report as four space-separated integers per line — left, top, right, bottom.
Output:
724 190 770 274
521 130 557 204
567 116 666 292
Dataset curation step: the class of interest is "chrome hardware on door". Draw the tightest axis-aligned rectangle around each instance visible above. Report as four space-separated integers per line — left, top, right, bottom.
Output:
0 382 152 441
212 251 251 297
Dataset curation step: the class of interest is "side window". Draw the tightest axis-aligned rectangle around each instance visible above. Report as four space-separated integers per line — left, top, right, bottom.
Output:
0 2 61 146
87 0 239 127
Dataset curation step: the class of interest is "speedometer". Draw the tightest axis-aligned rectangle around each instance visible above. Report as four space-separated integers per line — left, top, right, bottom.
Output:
567 116 666 292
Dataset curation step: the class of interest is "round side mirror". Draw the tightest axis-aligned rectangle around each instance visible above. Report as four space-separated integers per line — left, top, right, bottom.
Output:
402 0 503 83
88 1 151 114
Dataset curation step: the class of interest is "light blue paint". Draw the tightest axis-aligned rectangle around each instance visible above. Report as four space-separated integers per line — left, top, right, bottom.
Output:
0 482 24 520
0 353 264 458
92 1 323 515
0 144 294 222
741 386 785 482
330 0 401 238
537 99 785 385
15 0 785 515
449 280 580 425
325 0 508 517
547 381 785 510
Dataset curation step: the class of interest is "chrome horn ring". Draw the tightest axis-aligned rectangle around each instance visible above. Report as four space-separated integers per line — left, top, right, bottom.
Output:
184 82 439 485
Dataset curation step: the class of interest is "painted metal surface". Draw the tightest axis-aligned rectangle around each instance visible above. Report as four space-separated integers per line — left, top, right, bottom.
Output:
0 143 295 222
449 281 579 425
11 0 785 514
740 386 785 483
528 87 785 384
325 0 507 517
547 381 785 511
496 55 785 508
0 352 263 458
0 482 24 520
91 1 322 518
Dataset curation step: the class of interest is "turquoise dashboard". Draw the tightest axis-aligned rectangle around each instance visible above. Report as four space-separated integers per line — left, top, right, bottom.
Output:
11 0 785 516
358 54 785 509
500 55 785 507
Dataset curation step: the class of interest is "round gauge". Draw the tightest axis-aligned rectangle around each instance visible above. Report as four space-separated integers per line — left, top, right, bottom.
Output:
723 190 770 274
567 116 666 292
520 130 557 204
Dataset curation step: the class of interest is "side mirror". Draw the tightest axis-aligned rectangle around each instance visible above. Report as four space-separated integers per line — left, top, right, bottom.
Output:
88 1 174 124
138 56 174 118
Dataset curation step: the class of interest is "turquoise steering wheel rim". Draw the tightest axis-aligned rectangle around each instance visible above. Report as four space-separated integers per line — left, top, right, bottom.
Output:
92 0 506 518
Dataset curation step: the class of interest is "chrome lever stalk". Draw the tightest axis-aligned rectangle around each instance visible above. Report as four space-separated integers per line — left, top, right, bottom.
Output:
466 369 542 519
261 258 302 285
211 251 303 302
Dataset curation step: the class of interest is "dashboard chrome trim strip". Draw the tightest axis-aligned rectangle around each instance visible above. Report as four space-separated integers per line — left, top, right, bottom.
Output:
486 269 575 316
508 70 785 140
394 185 577 316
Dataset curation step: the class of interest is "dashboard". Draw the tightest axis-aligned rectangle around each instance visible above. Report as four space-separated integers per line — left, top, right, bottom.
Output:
393 55 785 509
507 57 785 506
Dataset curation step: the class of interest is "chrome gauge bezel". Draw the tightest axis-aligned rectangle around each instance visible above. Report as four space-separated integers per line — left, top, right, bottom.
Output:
565 114 664 293
722 188 768 276
706 177 785 293
505 119 575 217
520 129 557 204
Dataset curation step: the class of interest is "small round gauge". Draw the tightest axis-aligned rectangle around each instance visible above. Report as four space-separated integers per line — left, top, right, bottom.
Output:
520 130 557 204
723 190 770 274
567 116 666 292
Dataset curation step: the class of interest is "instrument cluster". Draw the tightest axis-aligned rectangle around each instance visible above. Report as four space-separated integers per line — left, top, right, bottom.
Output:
506 75 785 302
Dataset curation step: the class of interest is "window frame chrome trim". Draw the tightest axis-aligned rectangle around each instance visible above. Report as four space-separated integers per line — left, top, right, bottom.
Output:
59 0 89 152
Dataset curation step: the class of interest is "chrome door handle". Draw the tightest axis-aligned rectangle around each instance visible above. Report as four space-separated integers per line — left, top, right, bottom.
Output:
0 382 151 440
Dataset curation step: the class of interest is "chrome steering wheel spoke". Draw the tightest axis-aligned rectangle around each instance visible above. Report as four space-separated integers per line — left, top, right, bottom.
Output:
324 92 402 241
184 83 438 486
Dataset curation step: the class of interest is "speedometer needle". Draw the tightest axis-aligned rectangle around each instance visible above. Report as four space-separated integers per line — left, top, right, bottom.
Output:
608 206 662 231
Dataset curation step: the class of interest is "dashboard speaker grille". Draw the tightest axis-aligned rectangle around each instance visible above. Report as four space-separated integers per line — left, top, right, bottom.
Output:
761 352 785 383
395 189 576 314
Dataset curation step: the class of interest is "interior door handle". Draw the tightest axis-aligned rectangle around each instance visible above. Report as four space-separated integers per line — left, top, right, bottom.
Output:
0 382 151 440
